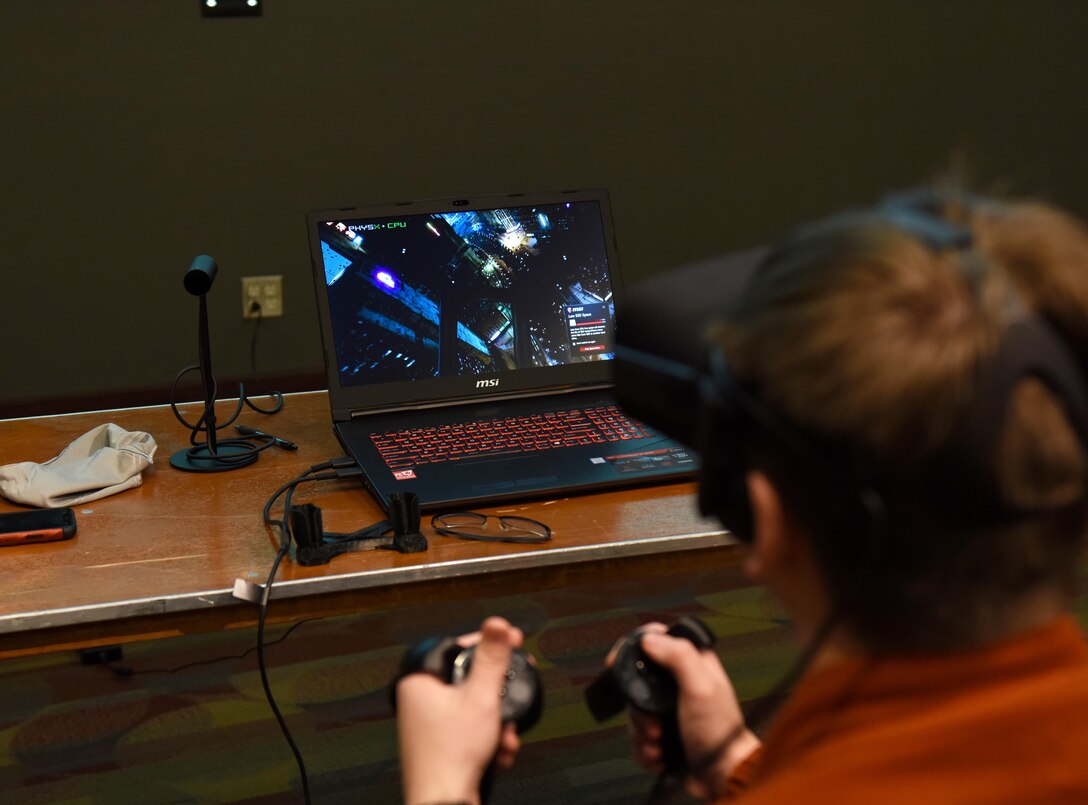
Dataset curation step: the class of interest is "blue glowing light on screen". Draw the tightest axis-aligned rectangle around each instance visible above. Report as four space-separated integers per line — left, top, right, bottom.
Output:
372 268 398 290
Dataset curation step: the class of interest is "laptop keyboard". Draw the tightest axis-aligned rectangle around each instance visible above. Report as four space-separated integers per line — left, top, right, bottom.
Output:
370 405 651 469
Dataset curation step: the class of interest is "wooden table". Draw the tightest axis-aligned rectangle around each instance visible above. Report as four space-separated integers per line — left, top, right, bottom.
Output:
0 392 735 658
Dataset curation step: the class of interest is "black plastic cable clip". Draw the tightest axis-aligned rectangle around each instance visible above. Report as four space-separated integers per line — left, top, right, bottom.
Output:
289 503 339 566
389 492 427 553
289 503 324 548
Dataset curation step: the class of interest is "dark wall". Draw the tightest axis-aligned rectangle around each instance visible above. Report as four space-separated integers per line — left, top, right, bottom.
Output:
3 1 1087 411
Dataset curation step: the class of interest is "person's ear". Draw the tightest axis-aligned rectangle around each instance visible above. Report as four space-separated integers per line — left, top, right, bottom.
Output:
742 469 791 581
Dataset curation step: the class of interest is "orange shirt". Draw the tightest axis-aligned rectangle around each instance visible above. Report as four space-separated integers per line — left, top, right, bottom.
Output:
723 616 1088 804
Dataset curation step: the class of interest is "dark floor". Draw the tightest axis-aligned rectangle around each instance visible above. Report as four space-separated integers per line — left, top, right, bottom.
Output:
4 559 1085 804
0 561 793 804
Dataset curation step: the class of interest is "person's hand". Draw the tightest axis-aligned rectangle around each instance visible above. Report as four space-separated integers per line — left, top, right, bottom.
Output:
611 623 762 800
396 617 524 805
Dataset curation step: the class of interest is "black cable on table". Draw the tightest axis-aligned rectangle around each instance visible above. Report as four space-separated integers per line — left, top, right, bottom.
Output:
254 459 365 804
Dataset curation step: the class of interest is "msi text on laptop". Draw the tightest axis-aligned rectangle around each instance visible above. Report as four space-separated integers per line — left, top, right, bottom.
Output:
307 189 696 511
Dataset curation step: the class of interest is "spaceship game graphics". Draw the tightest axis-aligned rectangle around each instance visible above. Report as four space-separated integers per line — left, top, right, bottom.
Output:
318 200 616 388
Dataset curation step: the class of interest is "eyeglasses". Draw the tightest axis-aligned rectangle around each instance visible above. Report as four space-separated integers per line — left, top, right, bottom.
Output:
430 512 552 543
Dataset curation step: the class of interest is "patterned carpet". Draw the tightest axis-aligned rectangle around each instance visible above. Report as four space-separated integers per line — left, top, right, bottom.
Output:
1 559 1084 805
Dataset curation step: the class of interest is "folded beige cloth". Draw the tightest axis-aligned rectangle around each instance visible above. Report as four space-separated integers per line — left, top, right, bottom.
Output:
0 424 157 508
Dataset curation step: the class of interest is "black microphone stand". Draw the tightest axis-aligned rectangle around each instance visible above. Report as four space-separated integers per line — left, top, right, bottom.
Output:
170 255 261 472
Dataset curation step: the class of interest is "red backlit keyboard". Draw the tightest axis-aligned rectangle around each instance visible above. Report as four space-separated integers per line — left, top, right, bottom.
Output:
370 405 651 469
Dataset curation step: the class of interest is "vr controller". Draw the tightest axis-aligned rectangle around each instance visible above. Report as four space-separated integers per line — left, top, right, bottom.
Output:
585 615 716 773
391 635 543 734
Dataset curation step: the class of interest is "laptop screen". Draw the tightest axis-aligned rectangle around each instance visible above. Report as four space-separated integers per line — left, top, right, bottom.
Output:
309 190 623 420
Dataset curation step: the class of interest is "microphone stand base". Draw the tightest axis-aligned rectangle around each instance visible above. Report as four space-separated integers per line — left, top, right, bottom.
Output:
170 443 259 473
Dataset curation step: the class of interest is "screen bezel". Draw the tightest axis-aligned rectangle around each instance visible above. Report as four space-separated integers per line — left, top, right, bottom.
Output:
307 189 623 421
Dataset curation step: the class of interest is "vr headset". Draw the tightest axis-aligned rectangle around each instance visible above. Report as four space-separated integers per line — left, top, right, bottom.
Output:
613 195 1088 544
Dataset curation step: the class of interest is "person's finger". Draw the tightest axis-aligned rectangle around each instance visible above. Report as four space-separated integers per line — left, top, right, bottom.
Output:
457 629 483 647
464 617 518 705
635 741 664 772
605 621 667 666
627 709 665 769
629 709 662 740
396 668 446 702
639 631 716 693
495 724 521 768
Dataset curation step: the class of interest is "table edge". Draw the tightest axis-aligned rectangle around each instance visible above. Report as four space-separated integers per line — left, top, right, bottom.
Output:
0 530 732 635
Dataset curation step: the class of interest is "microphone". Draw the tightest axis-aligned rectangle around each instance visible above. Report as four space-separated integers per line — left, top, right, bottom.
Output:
183 254 219 296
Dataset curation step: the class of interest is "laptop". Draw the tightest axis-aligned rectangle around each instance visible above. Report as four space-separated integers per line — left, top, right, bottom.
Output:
306 189 697 511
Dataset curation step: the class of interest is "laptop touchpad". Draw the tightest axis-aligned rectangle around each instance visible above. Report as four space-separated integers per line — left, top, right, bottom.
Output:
471 475 558 493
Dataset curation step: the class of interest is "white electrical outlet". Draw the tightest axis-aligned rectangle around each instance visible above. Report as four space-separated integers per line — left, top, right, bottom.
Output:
241 275 283 318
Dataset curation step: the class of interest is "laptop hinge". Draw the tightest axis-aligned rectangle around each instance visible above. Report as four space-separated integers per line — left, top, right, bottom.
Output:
346 384 612 419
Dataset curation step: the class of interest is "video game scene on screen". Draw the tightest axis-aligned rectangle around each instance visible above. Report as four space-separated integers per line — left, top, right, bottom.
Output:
317 200 616 387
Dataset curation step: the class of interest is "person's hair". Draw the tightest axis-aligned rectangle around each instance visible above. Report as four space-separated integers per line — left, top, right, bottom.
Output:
717 191 1088 652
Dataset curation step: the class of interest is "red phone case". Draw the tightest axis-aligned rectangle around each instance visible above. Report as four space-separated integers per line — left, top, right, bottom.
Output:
0 508 77 547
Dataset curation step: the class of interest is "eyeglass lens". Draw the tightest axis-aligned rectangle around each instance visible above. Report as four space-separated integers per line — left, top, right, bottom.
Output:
434 513 549 538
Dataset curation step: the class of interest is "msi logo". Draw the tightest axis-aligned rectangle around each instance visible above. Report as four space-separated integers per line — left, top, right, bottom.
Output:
476 378 500 388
